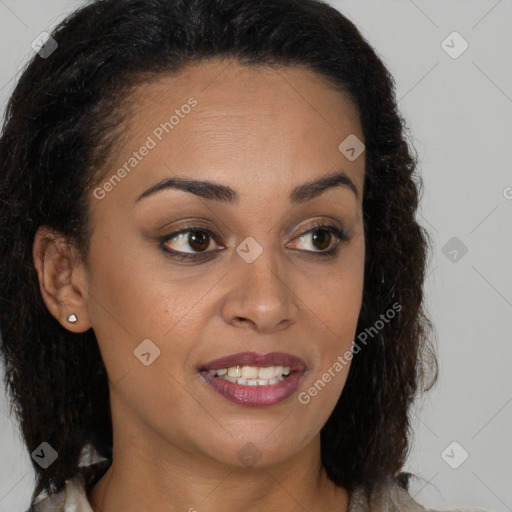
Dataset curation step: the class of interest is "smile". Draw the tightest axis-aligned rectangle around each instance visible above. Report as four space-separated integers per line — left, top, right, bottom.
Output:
198 351 307 406
206 365 291 386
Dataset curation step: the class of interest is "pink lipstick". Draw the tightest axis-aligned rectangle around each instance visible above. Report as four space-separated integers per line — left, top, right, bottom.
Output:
198 351 306 407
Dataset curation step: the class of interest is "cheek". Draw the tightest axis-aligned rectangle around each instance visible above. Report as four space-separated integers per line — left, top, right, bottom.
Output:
83 230 166 379
85 232 218 384
293 354 352 446
306 241 365 340
298 241 364 402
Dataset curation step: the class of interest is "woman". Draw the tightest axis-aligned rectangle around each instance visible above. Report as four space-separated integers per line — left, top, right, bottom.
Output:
0 1 489 511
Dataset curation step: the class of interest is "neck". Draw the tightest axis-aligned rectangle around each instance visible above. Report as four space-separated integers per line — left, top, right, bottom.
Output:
87 425 349 512
87 387 350 512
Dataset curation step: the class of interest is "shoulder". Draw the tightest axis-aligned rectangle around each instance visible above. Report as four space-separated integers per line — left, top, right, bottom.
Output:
348 479 494 512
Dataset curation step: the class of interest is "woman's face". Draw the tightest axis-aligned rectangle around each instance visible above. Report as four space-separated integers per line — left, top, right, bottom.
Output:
81 59 365 469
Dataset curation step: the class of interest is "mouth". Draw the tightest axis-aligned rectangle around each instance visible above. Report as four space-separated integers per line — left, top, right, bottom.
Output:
197 351 306 407
203 365 291 385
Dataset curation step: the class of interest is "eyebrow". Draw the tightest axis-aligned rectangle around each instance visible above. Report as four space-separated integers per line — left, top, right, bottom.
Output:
135 170 359 205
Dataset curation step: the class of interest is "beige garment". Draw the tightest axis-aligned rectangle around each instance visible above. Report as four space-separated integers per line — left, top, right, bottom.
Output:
29 472 492 512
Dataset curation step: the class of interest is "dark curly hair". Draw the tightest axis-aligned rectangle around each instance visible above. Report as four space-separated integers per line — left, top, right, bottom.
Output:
0 0 438 506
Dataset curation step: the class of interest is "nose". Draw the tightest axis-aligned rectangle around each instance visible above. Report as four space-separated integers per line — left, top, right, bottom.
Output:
220 244 300 333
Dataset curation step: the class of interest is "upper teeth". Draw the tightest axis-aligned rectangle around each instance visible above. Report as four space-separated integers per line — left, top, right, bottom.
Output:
208 365 291 380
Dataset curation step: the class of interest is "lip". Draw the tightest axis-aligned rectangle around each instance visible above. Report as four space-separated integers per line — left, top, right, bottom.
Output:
199 351 307 372
199 369 305 407
198 351 307 407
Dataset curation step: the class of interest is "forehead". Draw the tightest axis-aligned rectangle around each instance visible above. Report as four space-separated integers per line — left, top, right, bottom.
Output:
127 59 362 140
91 58 365 211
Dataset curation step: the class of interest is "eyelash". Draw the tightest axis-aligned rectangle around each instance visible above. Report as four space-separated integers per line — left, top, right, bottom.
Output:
157 219 351 262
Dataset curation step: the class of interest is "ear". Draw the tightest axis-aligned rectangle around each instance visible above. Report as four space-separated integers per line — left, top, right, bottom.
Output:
32 225 92 333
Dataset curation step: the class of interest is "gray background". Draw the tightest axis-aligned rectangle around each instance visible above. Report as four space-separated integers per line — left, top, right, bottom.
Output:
0 1 511 511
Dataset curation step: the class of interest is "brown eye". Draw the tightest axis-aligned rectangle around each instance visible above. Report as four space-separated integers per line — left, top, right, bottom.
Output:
158 221 350 262
159 227 221 259
292 224 349 255
187 230 210 252
310 229 333 251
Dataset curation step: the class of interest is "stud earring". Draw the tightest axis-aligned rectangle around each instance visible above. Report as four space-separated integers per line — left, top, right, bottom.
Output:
67 314 77 323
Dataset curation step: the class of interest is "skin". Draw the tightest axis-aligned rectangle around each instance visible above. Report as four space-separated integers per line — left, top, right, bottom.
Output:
33 58 365 512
